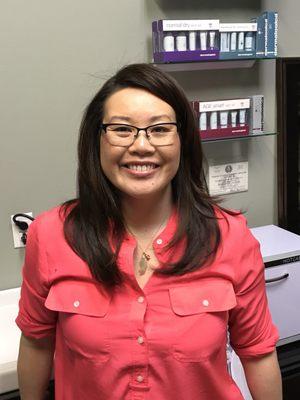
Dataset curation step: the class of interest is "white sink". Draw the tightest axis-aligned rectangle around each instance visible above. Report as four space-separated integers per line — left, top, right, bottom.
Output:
0 287 21 394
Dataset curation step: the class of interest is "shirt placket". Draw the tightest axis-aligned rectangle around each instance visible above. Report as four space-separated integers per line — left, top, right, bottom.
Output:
128 294 150 400
119 231 175 400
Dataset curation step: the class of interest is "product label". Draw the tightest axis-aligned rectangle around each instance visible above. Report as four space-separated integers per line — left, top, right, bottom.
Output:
274 12 278 56
265 255 300 268
250 95 264 132
264 18 268 55
199 98 250 112
163 35 175 52
161 19 219 31
219 23 257 32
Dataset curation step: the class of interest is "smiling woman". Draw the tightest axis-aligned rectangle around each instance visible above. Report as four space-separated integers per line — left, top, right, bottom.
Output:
16 63 282 400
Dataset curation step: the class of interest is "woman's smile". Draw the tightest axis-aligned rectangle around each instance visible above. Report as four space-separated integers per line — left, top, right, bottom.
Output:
121 161 159 177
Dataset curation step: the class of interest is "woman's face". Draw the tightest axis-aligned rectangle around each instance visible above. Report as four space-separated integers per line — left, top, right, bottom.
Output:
100 87 181 200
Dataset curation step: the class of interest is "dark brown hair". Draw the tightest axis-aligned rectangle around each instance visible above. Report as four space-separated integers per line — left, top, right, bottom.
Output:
61 63 228 288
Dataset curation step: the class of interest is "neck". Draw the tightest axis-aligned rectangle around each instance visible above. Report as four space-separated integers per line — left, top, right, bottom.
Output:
122 187 174 235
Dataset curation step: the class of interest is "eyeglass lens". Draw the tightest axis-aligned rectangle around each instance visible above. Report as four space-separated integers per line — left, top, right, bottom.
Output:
104 123 178 146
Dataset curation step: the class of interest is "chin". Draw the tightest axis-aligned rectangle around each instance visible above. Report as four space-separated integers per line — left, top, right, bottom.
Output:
124 190 159 199
122 184 172 201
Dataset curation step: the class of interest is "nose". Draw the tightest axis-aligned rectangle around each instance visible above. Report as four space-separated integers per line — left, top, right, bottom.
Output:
128 130 155 154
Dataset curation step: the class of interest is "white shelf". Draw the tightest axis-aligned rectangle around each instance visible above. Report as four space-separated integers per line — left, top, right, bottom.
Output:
202 132 277 143
153 59 256 72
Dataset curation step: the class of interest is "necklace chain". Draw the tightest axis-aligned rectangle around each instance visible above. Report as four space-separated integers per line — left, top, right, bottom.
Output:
126 218 167 276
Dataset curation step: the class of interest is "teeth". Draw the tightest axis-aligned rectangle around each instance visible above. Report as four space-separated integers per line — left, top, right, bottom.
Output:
127 164 156 171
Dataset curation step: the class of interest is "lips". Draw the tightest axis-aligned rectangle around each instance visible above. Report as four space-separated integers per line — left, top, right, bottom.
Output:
123 162 159 169
122 162 159 175
125 163 158 172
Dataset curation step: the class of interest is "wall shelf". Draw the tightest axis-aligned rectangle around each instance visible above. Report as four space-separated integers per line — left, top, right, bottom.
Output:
202 132 277 143
153 59 256 72
153 57 276 72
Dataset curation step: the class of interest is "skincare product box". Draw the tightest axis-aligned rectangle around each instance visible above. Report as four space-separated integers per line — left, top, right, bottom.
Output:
219 23 257 59
249 95 264 134
152 19 220 63
252 11 278 58
192 98 251 140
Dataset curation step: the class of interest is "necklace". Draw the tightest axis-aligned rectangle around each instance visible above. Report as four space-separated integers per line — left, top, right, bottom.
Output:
126 218 167 276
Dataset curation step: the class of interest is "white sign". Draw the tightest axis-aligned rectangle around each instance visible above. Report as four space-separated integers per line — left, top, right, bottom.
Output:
219 23 257 32
208 162 248 195
199 98 250 112
162 19 219 31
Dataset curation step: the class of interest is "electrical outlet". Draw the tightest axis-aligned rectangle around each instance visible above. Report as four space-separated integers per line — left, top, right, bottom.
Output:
11 212 33 248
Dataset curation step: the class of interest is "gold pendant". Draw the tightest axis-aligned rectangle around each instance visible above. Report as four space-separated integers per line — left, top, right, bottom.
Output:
139 252 150 275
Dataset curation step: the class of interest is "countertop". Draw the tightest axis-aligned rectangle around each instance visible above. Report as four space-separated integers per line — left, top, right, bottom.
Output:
0 287 21 394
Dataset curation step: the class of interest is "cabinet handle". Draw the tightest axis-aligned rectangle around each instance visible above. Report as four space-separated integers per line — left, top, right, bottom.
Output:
265 273 289 284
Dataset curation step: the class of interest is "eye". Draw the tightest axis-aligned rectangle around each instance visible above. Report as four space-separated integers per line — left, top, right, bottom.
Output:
112 125 133 132
149 124 170 134
108 125 134 137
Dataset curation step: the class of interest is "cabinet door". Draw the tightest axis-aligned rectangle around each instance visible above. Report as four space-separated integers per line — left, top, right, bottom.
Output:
265 262 300 339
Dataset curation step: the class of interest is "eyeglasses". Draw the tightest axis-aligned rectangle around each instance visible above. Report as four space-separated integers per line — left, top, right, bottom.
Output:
100 122 179 147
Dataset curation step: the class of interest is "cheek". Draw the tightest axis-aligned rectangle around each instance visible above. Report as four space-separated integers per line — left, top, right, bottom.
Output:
168 141 181 176
99 146 109 173
99 139 121 178
169 156 180 178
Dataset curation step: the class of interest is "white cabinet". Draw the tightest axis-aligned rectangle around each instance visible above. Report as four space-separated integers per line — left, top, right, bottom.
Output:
265 262 300 340
229 225 300 398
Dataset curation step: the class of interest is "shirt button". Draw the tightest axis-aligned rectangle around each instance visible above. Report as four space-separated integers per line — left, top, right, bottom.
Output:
202 299 209 307
73 300 80 307
156 238 163 245
137 336 144 344
137 296 144 303
136 375 144 383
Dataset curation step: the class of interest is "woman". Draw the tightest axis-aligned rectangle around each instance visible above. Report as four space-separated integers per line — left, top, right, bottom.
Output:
16 63 282 399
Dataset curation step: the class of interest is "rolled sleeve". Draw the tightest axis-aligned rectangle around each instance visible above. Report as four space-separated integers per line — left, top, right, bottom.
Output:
228 226 279 359
16 219 57 339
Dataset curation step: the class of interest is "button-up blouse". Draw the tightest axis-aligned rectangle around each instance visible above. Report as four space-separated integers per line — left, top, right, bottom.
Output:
16 206 279 400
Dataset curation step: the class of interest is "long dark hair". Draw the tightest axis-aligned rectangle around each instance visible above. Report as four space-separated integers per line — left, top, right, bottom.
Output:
61 63 229 288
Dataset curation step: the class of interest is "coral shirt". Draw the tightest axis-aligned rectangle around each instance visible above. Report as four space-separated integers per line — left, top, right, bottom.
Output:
16 206 278 400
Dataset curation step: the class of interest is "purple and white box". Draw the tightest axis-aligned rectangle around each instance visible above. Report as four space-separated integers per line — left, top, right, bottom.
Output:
152 19 220 63
193 98 251 140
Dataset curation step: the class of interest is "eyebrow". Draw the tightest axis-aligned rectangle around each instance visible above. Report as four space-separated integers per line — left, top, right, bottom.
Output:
108 114 173 123
108 116 132 123
148 114 173 123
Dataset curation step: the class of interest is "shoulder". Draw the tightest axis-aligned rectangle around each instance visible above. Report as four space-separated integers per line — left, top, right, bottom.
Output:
213 207 264 289
31 205 64 228
28 204 71 242
214 206 260 255
214 206 251 237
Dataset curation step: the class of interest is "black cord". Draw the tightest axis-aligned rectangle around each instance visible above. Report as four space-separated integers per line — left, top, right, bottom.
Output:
12 213 35 245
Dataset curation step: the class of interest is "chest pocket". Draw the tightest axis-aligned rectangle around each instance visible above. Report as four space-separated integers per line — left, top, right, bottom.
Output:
169 279 236 362
45 279 111 363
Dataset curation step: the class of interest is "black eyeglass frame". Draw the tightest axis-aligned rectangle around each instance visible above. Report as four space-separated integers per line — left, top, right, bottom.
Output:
100 122 179 137
99 122 180 147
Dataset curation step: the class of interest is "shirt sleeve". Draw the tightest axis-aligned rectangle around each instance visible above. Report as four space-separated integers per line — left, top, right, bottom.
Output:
228 219 279 359
15 218 57 339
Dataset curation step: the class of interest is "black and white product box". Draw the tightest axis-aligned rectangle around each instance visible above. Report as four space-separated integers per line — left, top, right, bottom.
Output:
249 95 264 134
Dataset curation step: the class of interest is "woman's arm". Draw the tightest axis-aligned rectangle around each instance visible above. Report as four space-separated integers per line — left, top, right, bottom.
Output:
17 333 55 400
241 350 282 400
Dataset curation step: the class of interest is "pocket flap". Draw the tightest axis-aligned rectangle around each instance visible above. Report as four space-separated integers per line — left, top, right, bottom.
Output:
169 279 237 316
45 280 110 317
